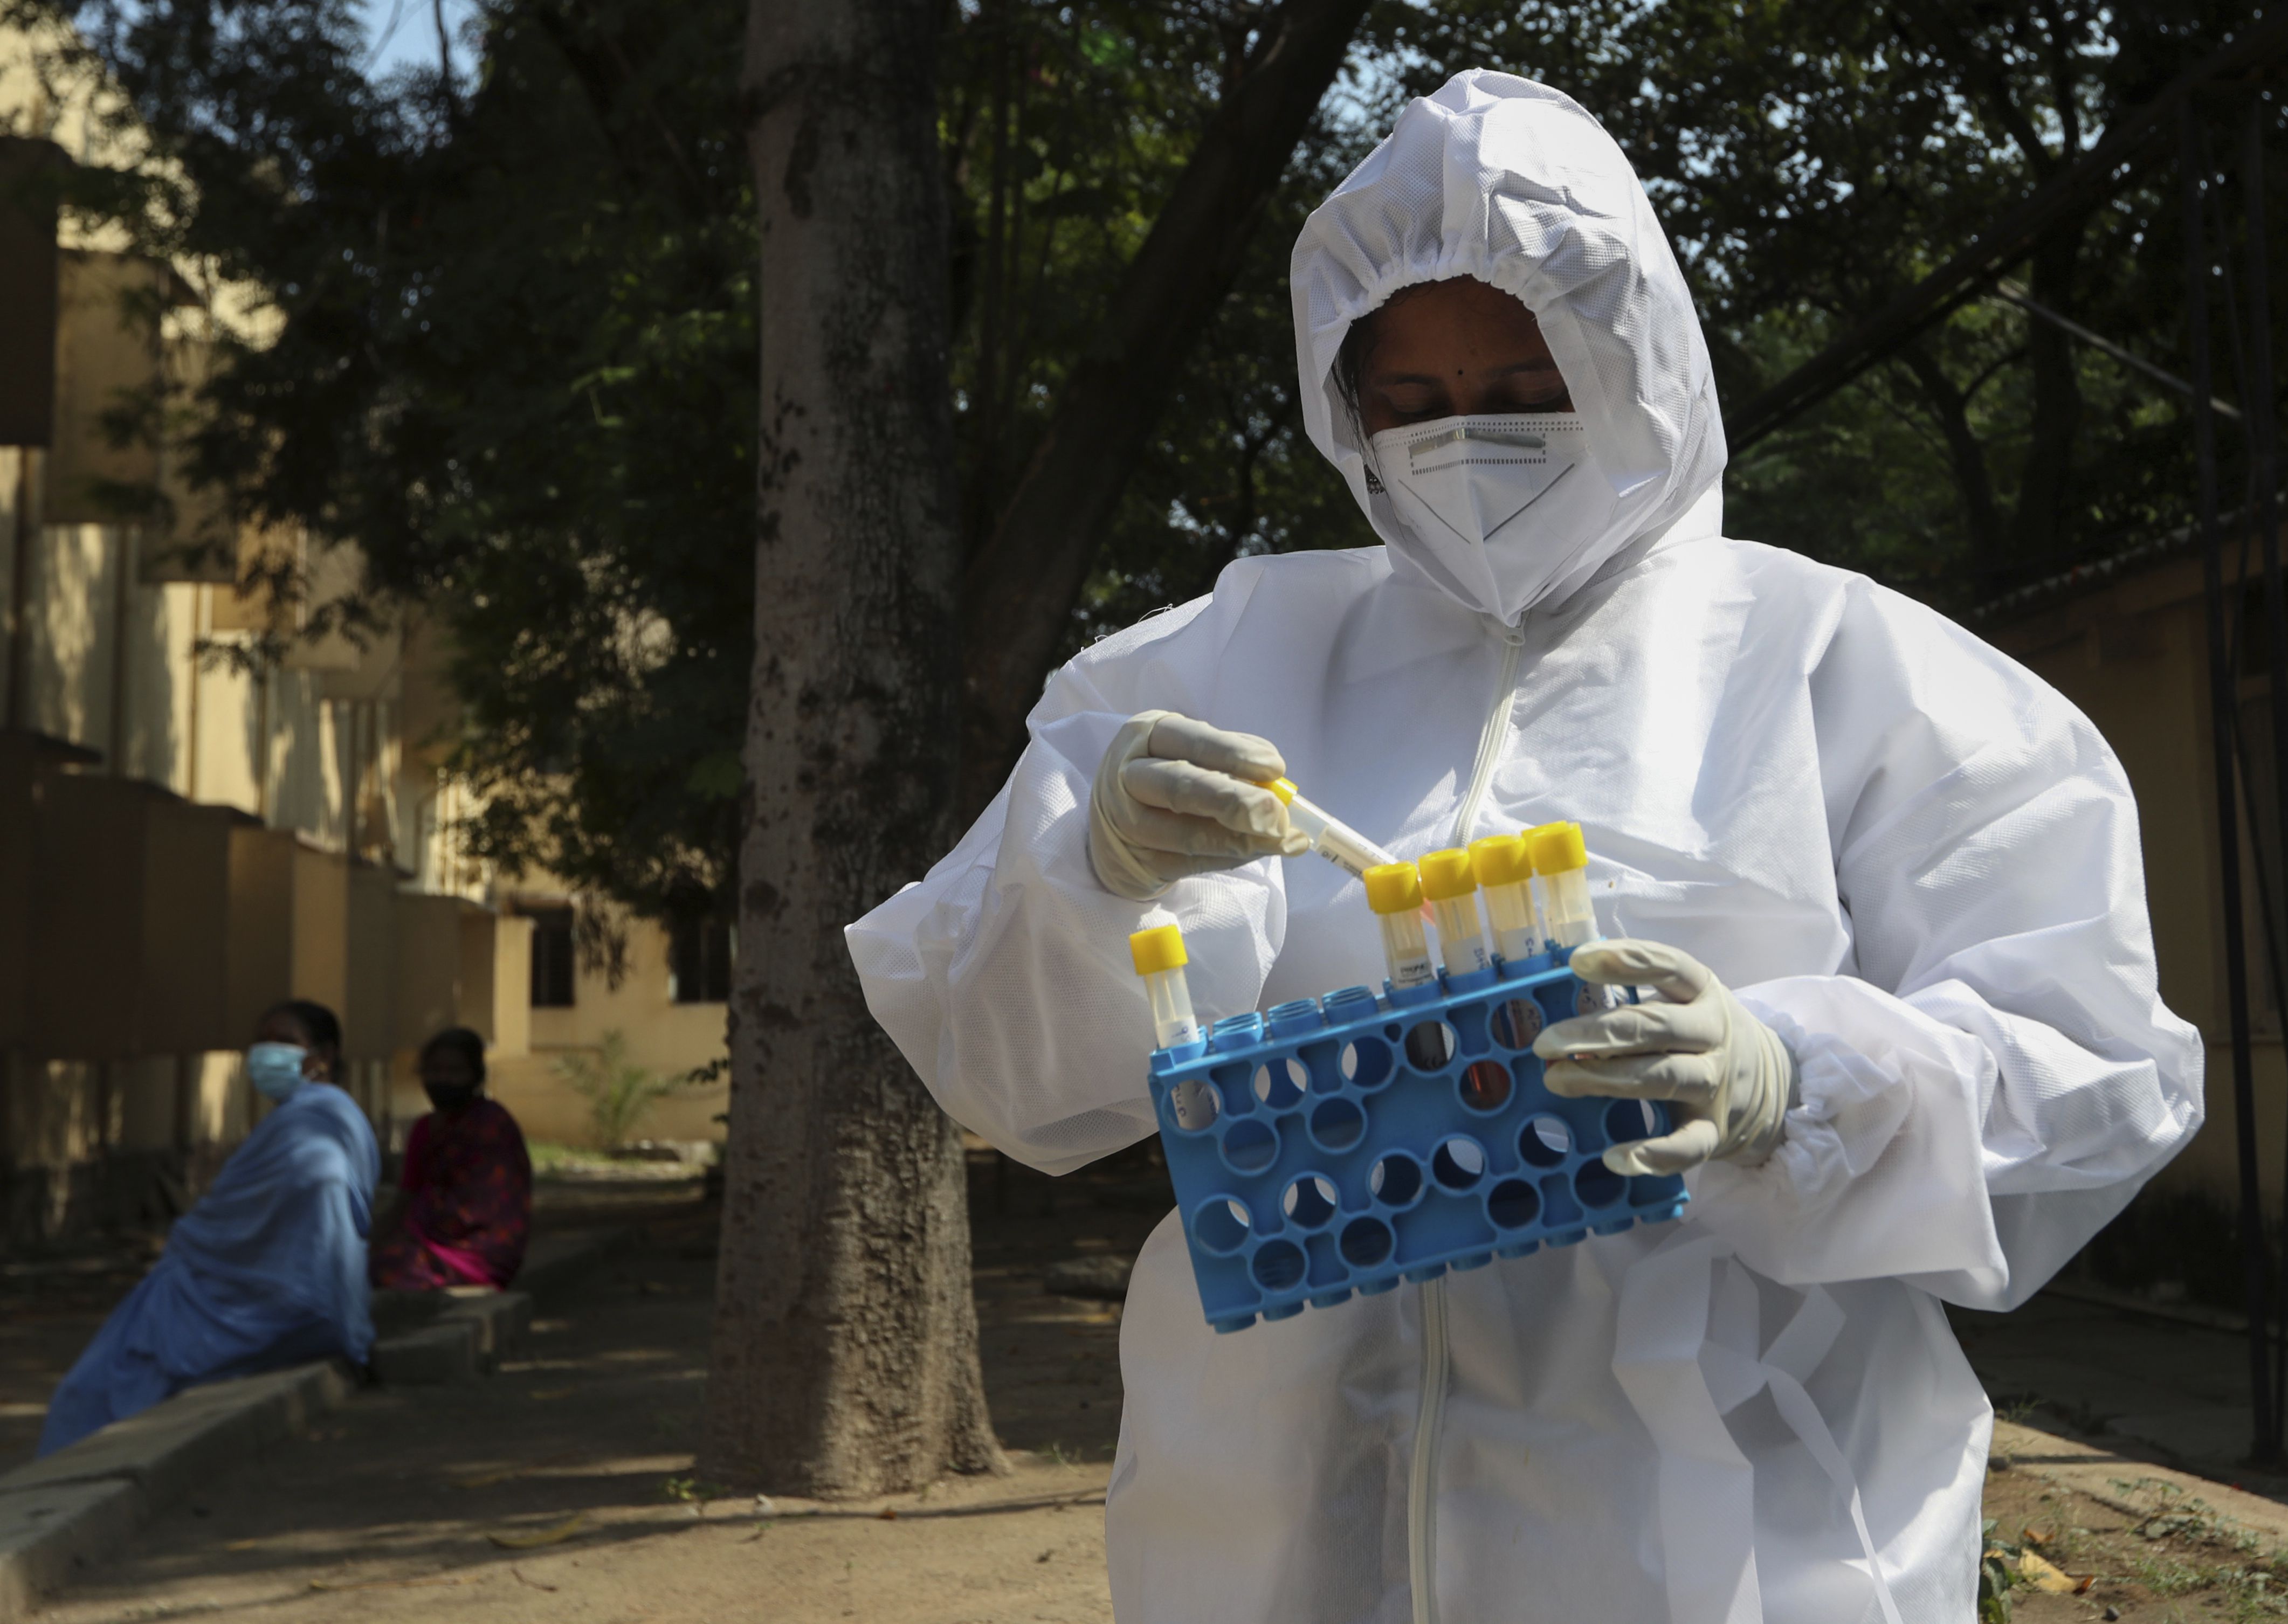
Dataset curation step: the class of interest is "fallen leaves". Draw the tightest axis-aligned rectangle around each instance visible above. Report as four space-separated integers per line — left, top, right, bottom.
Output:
488 1513 588 1550
1984 1544 2093 1598
451 1450 580 1490
2015 1550 2084 1594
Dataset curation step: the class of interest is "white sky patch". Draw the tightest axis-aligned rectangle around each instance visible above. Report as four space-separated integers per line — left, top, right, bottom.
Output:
357 0 478 84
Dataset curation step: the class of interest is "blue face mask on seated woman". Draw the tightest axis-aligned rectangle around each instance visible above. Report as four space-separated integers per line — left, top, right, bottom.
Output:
246 1041 311 1101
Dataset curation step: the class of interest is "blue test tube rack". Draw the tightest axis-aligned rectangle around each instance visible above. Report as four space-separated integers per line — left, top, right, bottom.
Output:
1147 951 1689 1333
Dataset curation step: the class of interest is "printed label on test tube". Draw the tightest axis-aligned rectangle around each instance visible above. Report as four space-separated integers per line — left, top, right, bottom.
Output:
1129 925 1201 1050
1469 834 1541 963
1364 863 1436 990
1261 778 1396 879
1527 821 1600 949
1418 848 1490 976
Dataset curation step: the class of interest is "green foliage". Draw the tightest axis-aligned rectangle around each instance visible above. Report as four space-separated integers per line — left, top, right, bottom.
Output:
20 0 755 916
1979 1519 2018 1623
660 1473 728 1505
937 4 1374 649
24 0 2285 919
552 1029 690 1150
1358 1 2285 609
22 0 1369 914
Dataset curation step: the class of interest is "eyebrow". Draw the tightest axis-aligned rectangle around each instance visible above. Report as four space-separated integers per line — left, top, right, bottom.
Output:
1369 359 1563 384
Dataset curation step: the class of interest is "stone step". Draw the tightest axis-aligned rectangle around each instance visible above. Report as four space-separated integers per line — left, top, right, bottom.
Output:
0 1362 350 1622
0 1226 629 1618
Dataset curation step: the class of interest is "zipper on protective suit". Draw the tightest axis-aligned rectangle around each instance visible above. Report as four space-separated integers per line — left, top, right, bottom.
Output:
1408 617 1527 1624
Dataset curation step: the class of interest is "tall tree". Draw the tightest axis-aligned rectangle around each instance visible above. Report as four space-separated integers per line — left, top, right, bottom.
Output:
25 0 1380 1492
702 0 1001 1494
49 0 2275 1495
20 0 1379 914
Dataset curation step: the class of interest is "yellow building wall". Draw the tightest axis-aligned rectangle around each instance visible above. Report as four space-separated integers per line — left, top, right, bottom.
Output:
0 28 533 1232
484 915 731 1151
288 840 349 1015
1989 550 2272 1212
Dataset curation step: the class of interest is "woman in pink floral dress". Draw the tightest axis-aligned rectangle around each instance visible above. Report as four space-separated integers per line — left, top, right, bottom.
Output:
370 1027 532 1290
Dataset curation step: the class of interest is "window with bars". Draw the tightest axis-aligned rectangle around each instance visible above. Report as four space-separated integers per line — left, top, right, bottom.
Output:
527 906 576 1008
670 917 734 1005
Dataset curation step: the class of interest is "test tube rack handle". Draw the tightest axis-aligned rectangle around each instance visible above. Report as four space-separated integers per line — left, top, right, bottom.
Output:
1148 951 1689 1333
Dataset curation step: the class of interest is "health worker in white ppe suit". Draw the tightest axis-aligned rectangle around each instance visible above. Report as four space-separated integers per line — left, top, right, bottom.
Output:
847 69 2201 1624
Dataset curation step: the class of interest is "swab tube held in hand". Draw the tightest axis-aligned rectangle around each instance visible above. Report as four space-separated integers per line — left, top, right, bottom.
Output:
1469 833 1541 963
1527 821 1598 949
1260 777 1396 879
1363 863 1436 992
1129 925 1201 1051
1418 848 1491 976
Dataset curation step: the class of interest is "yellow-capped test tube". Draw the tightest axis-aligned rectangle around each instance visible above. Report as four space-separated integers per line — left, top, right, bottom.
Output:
1527 821 1598 949
1129 925 1201 1050
1363 862 1436 991
1260 777 1396 879
1469 833 1541 963
1418 848 1490 975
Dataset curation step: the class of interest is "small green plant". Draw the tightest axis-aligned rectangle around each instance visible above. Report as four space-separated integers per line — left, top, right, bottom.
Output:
526 1141 620 1174
1991 1390 2042 1426
1980 1519 2018 1623
663 1474 729 1506
554 1031 692 1150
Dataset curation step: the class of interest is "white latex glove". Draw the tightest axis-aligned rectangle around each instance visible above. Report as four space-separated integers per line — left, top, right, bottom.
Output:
1534 938 1796 1178
1088 710 1308 901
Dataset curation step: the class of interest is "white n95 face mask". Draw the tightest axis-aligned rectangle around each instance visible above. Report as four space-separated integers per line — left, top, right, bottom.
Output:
1367 413 1619 622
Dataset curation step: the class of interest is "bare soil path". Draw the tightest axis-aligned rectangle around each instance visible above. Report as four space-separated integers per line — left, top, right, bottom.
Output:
27 1150 2288 1622
29 1152 1158 1624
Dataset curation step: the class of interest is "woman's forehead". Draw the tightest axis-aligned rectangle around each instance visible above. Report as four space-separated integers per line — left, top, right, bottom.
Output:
1366 279 1541 345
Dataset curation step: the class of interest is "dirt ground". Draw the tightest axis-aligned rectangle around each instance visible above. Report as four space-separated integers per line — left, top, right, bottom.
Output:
2 1234 168 1465
1982 1436 2288 1621
24 1149 2288 1623
30 1151 1161 1624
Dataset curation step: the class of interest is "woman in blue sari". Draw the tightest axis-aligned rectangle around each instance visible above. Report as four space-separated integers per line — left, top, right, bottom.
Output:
39 1000 379 1455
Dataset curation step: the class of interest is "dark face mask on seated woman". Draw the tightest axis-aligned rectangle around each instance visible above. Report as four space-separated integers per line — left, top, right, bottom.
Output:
424 1082 479 1113
420 1046 483 1115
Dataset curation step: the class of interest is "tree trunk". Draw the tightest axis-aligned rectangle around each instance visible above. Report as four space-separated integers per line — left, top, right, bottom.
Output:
955 0 1373 816
2007 224 2090 564
706 0 1004 1496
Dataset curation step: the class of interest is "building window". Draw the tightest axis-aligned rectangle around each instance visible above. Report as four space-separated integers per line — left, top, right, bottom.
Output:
670 917 733 1005
528 907 576 1008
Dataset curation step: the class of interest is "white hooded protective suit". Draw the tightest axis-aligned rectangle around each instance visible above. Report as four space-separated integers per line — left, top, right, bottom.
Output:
847 70 2201 1624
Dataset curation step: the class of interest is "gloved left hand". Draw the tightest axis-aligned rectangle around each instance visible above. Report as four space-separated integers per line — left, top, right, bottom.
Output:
1533 939 1796 1178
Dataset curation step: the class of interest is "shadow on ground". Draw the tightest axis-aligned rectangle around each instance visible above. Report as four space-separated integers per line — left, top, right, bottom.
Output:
24 1150 1167 1624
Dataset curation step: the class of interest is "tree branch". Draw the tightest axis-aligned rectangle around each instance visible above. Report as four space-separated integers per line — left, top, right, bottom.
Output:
1894 339 2004 556
956 0 1369 811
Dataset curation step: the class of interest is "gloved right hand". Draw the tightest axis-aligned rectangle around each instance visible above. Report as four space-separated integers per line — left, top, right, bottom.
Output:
1534 938 1795 1177
1088 710 1308 901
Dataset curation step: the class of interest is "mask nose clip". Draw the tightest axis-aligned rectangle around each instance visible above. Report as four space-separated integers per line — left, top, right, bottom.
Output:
1407 424 1547 474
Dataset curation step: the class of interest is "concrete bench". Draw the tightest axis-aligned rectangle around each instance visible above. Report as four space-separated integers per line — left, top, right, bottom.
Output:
0 1361 350 1621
